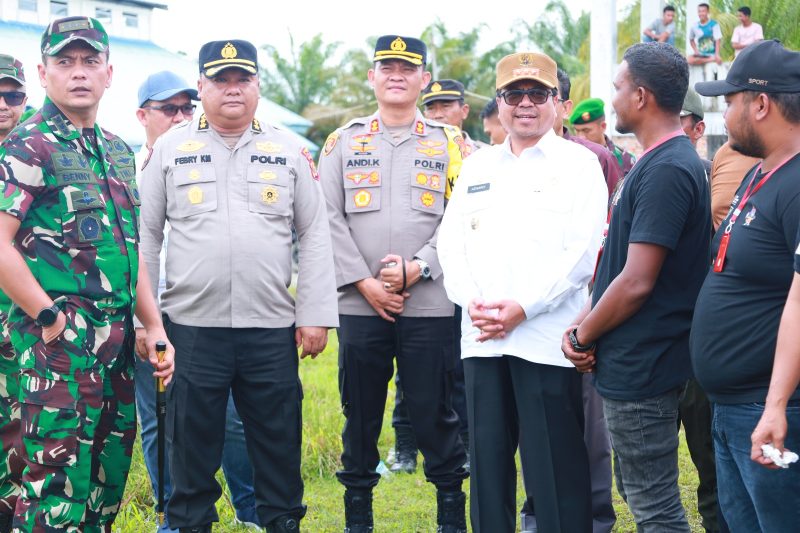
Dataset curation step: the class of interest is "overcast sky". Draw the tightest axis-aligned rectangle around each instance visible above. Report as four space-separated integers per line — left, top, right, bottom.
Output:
150 0 635 60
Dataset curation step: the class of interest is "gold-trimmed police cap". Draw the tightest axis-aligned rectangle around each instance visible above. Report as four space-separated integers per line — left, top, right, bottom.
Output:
495 52 558 90
373 35 426 66
199 40 258 77
421 79 465 105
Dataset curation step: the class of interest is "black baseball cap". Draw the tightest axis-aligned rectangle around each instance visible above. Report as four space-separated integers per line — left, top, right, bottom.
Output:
695 40 800 96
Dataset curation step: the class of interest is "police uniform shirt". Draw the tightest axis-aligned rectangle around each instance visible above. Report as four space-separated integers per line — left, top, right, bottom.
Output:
438 131 607 367
139 114 338 329
318 110 463 317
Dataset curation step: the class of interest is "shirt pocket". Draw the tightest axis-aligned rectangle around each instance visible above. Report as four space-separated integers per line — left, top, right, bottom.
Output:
60 186 111 248
410 170 445 216
171 165 217 219
246 165 292 217
343 169 381 214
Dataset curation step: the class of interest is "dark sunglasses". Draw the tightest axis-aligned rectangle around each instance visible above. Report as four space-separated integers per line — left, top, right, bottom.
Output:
498 88 555 106
143 103 196 117
0 91 26 106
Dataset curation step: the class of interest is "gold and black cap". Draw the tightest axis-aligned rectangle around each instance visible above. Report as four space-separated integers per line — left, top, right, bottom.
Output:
199 39 258 77
373 35 426 66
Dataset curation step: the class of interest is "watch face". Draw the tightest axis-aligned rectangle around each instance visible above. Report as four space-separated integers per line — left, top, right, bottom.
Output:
36 306 58 327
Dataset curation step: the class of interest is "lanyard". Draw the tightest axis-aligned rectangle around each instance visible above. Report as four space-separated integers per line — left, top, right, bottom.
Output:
713 156 792 272
592 130 685 283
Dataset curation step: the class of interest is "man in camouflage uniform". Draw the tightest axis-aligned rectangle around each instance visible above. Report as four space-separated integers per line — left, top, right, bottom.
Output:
0 54 28 533
319 35 468 533
570 97 637 177
0 16 173 533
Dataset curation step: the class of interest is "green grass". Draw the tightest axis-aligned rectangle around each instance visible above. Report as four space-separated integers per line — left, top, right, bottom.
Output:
115 331 704 532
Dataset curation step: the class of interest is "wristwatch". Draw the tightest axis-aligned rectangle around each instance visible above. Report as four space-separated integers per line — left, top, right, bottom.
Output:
35 304 60 327
414 258 431 280
568 327 595 353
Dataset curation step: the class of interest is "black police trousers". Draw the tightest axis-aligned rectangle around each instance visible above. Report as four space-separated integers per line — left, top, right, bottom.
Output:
392 306 468 435
336 315 467 490
166 322 304 528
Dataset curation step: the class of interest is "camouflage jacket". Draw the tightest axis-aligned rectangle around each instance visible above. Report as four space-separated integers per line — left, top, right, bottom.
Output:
605 135 637 176
0 98 139 357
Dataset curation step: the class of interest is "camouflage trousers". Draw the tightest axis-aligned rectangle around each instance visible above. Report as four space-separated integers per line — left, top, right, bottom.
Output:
10 307 136 533
0 340 22 519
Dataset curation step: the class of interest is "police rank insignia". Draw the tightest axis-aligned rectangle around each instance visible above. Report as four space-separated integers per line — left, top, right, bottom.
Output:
353 189 372 208
415 121 425 135
188 186 204 204
259 170 277 180
323 132 339 156
261 186 278 204
177 140 206 152
417 147 444 157
301 147 320 181
370 119 380 133
420 192 435 207
256 141 281 153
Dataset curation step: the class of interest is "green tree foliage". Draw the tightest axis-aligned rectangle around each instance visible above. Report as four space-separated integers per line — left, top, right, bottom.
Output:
260 33 342 114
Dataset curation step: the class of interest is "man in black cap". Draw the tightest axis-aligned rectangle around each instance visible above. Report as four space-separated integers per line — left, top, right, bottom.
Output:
691 39 800 531
382 78 475 477
318 35 468 533
139 39 338 533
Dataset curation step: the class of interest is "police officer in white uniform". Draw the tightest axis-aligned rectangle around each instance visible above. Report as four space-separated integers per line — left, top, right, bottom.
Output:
139 40 338 533
318 35 468 533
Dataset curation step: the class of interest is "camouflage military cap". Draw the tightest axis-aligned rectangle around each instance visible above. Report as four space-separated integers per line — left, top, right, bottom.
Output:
422 79 465 105
41 16 109 56
0 54 25 88
570 98 606 125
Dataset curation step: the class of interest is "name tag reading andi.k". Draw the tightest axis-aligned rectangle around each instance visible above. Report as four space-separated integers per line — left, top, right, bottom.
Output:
467 183 490 194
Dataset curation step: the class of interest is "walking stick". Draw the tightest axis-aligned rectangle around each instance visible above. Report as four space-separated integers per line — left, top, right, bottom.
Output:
155 340 167 526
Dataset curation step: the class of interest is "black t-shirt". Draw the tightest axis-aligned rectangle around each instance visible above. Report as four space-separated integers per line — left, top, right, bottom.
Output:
691 154 800 404
592 135 711 400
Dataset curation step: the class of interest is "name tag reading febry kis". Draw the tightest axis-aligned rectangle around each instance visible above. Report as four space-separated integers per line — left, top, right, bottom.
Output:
467 183 490 194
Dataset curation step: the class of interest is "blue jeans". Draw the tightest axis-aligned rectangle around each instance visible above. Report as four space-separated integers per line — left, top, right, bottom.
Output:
712 401 800 532
603 389 690 532
135 356 258 530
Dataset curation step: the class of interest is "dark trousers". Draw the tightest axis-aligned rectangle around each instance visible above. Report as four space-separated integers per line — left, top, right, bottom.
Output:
336 315 467 490
166 323 304 528
465 356 591 533
392 305 468 435
678 379 728 533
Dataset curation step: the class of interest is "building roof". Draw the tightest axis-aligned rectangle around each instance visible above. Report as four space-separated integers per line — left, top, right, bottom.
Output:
0 19 316 152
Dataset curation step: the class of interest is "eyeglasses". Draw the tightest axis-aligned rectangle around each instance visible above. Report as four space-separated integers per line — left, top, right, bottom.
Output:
0 91 25 106
498 88 554 106
143 103 196 117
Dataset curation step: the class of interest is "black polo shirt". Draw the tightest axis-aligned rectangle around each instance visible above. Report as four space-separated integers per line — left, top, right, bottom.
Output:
592 135 710 400
691 154 800 404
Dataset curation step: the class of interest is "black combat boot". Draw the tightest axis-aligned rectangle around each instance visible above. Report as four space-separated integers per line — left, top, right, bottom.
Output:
436 490 467 533
389 425 418 473
179 526 212 533
343 488 373 533
265 514 301 532
460 430 470 473
0 513 12 533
